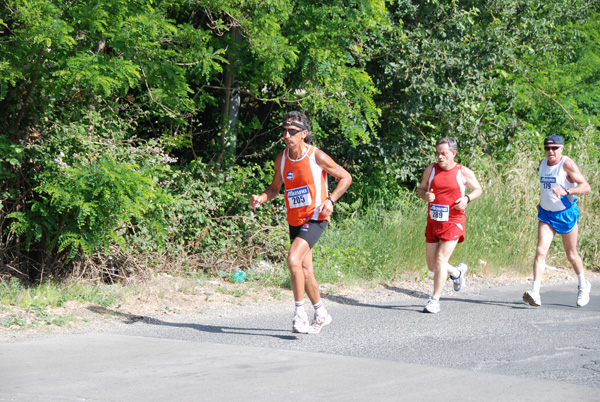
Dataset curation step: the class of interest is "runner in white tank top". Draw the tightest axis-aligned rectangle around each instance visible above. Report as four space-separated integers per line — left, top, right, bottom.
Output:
523 135 592 308
539 156 577 212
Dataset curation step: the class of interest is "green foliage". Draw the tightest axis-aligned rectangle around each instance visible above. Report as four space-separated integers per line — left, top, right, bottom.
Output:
0 0 227 131
0 277 117 328
314 201 425 283
511 11 600 148
136 159 289 265
234 0 389 145
8 154 170 258
352 0 600 186
1 0 600 283
0 135 24 203
314 141 600 283
0 277 117 308
0 277 23 305
5 109 176 262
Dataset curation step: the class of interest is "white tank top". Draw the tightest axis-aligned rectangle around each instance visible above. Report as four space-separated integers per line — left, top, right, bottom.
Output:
539 156 576 212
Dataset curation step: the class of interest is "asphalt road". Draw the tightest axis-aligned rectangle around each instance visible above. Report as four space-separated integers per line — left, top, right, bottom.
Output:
1 280 599 401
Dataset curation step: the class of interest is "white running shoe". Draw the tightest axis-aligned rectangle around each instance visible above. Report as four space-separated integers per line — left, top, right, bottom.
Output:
307 312 332 334
523 291 542 307
423 297 441 314
453 263 467 291
576 280 591 307
292 313 310 333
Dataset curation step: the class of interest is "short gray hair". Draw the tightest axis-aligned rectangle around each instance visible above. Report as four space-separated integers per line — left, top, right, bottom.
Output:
436 137 458 152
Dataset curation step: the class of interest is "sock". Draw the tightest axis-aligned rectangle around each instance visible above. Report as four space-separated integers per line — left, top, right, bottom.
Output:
532 280 541 294
430 295 439 301
313 300 327 317
577 273 586 288
295 300 305 316
449 267 460 280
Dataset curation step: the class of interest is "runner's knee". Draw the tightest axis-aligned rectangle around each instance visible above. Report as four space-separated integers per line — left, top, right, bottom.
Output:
433 259 447 273
565 250 581 264
287 253 303 268
535 246 549 259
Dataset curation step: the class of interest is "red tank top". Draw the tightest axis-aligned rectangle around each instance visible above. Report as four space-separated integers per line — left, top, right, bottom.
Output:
280 146 329 226
427 163 465 224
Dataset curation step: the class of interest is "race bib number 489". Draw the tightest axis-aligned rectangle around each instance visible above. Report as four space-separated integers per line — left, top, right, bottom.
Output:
429 204 449 222
286 186 312 209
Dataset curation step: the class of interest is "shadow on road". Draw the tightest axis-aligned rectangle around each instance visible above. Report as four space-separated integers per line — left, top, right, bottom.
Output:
443 297 529 309
384 285 430 299
323 293 426 312
323 285 530 312
87 305 297 340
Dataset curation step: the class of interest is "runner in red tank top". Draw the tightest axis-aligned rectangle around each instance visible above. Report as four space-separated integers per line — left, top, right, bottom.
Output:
250 111 352 333
426 162 466 227
417 137 482 314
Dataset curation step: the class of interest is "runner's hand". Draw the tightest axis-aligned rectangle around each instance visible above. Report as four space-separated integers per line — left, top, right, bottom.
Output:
425 190 435 203
454 197 468 210
552 187 567 197
250 194 263 209
318 198 334 217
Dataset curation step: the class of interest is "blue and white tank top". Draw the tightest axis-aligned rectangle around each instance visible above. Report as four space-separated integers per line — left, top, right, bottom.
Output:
539 156 577 212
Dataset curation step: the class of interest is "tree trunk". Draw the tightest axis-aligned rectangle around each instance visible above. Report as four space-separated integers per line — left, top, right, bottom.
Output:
215 26 243 166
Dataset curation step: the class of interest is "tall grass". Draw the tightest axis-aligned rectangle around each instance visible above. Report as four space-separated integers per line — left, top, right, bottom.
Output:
315 128 600 282
452 151 539 276
0 278 118 309
2 131 597 313
314 198 427 284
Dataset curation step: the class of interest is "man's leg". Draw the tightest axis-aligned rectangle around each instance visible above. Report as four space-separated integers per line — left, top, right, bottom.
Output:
301 248 321 305
561 224 584 275
561 224 591 306
288 238 313 333
287 238 312 303
300 248 332 333
524 221 555 306
426 240 459 298
425 241 438 273
302 243 331 334
533 221 556 282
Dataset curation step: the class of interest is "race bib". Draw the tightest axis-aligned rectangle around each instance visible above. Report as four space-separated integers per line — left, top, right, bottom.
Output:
429 204 449 222
286 186 312 209
540 176 556 191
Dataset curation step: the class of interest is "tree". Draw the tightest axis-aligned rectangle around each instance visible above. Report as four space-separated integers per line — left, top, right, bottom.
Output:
340 0 600 189
1 0 599 281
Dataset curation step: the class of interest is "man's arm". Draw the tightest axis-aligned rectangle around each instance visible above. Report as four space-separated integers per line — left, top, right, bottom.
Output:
249 153 284 208
463 167 483 200
562 158 591 195
417 165 434 202
315 149 352 216
454 166 482 210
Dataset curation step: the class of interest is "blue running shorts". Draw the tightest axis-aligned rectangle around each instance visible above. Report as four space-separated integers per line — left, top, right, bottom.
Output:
538 203 579 234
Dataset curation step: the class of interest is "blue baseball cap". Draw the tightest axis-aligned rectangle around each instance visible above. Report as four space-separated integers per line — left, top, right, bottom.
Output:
544 135 564 146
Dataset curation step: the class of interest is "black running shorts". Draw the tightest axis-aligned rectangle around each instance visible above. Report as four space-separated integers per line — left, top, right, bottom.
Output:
289 220 328 249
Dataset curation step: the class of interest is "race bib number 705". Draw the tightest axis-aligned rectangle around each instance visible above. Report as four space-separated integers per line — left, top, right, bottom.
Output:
429 204 449 222
286 186 312 209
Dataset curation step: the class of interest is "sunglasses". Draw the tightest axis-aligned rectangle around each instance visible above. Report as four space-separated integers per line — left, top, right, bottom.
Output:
282 128 303 136
544 146 560 151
